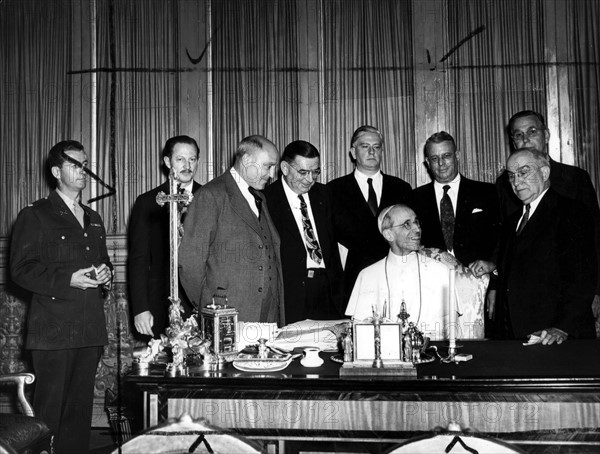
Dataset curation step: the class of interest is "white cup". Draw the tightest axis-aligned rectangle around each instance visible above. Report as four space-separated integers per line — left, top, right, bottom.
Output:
301 347 324 368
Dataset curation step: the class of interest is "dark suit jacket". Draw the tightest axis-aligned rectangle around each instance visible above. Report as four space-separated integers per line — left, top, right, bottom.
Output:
128 181 201 338
411 176 501 267
495 189 596 339
327 172 412 303
263 179 343 322
180 171 285 326
497 159 600 293
10 190 112 349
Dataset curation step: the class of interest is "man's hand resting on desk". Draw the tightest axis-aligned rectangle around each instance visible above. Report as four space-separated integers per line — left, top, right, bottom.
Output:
526 328 568 345
135 311 155 336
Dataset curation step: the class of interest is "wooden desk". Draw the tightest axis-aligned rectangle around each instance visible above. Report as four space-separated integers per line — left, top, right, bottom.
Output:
125 340 600 450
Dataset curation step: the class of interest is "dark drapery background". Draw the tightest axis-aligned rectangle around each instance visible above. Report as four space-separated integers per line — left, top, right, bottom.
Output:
1 0 600 429
2 0 599 239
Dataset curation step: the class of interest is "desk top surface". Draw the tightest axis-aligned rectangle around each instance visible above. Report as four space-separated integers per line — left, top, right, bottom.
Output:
126 340 600 393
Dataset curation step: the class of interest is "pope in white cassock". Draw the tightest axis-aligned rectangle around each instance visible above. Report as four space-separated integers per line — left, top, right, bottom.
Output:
345 204 487 340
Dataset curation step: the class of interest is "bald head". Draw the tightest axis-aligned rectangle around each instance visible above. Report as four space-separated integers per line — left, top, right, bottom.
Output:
506 147 550 205
234 135 280 189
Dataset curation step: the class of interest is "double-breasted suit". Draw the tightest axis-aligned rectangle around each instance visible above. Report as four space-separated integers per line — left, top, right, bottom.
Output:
411 176 501 267
128 180 201 338
263 179 343 323
180 171 285 325
327 172 412 303
495 189 596 339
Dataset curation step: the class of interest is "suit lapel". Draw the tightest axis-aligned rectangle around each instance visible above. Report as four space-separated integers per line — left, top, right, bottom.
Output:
455 177 473 222
272 180 304 242
223 171 262 235
517 190 554 240
380 174 394 211
346 174 374 217
424 183 443 231
309 188 330 256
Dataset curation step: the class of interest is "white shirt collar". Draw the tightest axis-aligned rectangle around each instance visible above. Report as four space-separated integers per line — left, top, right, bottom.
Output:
281 176 304 208
354 168 382 184
433 173 461 192
179 181 194 194
230 167 260 217
354 169 383 204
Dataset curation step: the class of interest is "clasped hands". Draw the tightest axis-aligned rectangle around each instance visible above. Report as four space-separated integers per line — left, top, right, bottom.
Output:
70 264 112 289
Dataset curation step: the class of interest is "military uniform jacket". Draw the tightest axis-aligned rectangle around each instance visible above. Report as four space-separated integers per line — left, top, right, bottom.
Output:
10 190 112 349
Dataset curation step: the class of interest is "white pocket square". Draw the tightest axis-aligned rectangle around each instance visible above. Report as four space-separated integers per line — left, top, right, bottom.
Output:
471 208 483 214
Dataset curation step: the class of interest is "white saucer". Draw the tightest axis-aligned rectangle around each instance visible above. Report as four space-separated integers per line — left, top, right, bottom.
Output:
232 359 292 372
301 357 324 368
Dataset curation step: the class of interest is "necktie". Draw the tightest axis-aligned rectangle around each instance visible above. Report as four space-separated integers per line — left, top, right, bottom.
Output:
516 204 531 235
73 201 84 228
298 194 323 264
177 186 187 236
248 187 262 219
440 185 455 250
367 178 378 216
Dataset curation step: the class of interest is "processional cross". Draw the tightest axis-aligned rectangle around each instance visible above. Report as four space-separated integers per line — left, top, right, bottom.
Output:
155 171 193 333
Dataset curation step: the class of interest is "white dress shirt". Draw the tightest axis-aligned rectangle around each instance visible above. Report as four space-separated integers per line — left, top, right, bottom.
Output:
433 174 461 218
354 169 383 206
515 188 549 232
230 167 260 218
281 177 326 269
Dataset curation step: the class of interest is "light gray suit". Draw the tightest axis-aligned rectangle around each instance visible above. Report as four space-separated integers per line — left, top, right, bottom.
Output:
179 170 285 325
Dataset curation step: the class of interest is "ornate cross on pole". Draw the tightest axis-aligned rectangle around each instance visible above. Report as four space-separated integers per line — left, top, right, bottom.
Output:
156 171 193 333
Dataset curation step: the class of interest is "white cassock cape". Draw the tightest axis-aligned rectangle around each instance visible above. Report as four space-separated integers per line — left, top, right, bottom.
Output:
345 251 487 340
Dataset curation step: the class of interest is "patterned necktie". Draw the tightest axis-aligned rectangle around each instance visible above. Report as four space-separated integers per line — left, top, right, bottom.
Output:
298 194 323 264
73 201 84 228
367 177 378 216
440 184 455 250
248 187 262 219
516 204 531 235
177 185 187 236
